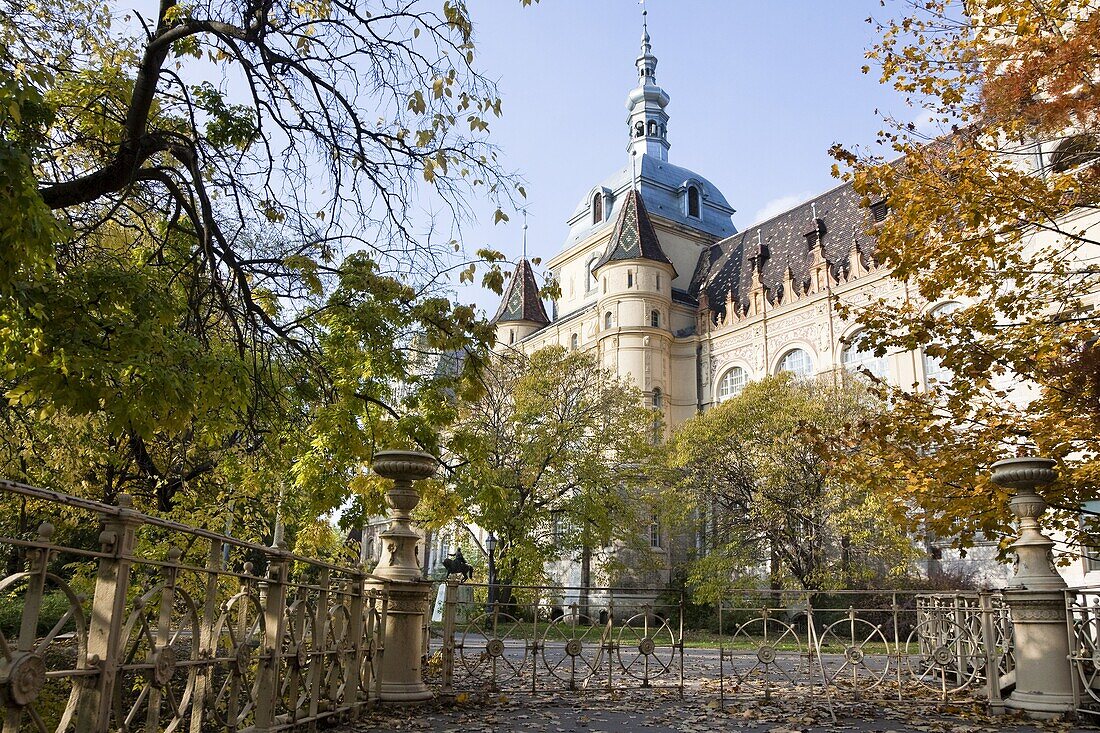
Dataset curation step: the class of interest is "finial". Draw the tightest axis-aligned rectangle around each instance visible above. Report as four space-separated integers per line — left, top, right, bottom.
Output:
811 202 818 220
631 149 639 191
522 210 528 260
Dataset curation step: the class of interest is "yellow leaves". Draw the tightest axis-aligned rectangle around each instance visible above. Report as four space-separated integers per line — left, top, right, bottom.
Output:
407 90 426 115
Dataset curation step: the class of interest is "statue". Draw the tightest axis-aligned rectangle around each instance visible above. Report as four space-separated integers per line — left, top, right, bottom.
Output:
442 548 474 582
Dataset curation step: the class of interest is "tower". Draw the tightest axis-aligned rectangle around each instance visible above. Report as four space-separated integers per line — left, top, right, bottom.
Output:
491 258 550 349
593 188 676 422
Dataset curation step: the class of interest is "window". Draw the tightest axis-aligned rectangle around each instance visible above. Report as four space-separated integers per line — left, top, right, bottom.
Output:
717 367 747 401
592 192 603 223
650 514 662 548
604 311 613 329
777 348 813 378
586 258 598 293
656 274 661 290
870 198 889 223
922 302 961 386
627 270 634 288
841 332 887 381
570 333 579 350
1051 134 1100 173
652 388 662 409
650 310 660 328
648 120 658 136
508 329 515 345
687 186 700 218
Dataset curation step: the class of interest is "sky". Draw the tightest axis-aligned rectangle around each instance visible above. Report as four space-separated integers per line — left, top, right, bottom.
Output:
454 0 922 314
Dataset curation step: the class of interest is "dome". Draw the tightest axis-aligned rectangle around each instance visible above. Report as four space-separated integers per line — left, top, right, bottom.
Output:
565 154 736 249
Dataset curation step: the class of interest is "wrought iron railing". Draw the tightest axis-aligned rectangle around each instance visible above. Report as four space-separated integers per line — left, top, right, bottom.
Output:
0 478 390 732
434 582 684 695
716 590 1011 706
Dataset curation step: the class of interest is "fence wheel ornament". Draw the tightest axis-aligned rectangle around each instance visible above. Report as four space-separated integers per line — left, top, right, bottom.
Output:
817 616 890 689
904 615 981 695
615 613 676 684
541 611 603 689
458 612 528 686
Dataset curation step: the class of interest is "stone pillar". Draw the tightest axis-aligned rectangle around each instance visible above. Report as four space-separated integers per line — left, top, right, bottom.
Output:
369 450 436 703
991 456 1074 717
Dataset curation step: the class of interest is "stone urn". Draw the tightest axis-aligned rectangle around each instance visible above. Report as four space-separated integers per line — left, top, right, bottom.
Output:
371 450 436 582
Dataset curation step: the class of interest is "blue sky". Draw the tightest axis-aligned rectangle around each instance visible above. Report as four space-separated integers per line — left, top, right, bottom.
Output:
454 0 919 313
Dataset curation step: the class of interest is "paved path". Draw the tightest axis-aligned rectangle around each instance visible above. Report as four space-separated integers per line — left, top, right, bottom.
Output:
347 690 1097 733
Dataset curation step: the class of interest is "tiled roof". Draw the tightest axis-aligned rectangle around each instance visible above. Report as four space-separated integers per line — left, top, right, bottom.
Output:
492 258 550 325
690 181 876 317
593 188 675 272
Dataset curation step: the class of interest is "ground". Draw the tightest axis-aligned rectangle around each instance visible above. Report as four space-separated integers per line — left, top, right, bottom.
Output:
348 690 1098 733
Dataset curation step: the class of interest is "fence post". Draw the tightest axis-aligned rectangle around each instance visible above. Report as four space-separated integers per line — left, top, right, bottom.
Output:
190 538 222 733
255 536 288 732
980 590 1005 714
75 494 140 733
440 578 458 698
992 456 1075 718
347 567 366 716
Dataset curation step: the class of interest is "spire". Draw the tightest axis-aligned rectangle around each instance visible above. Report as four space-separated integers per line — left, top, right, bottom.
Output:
492 258 550 325
593 188 677 275
626 1 670 161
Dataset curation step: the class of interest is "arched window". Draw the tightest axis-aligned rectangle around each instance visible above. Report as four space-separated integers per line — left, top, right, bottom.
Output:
1051 134 1100 173
602 277 607 294
508 329 515 345
652 388 662 409
777 348 813 378
604 311 613 330
655 274 661 290
841 331 887 380
648 120 657 136
627 270 634 288
570 333 579 350
717 367 747 401
650 310 660 328
687 186 700 218
592 192 603 223
586 258 598 293
922 302 961 386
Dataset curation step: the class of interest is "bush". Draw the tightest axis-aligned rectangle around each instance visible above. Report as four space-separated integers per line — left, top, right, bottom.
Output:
0 590 77 639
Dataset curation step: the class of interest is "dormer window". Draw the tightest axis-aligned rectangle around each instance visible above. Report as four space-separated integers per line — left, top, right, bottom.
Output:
687 186 700 218
592 192 603 224
870 198 889 223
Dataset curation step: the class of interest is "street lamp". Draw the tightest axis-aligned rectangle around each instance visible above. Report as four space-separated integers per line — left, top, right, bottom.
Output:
486 532 497 614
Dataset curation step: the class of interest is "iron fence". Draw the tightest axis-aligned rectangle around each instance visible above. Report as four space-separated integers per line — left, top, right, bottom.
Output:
435 582 1013 707
714 590 1011 707
0 478 391 732
1065 586 1100 717
434 582 684 695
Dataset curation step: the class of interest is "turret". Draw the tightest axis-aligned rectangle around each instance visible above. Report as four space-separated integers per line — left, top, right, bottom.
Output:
626 9 671 161
491 258 550 349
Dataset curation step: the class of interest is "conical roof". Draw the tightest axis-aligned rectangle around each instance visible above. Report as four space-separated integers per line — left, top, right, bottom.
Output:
491 258 550 325
593 188 675 274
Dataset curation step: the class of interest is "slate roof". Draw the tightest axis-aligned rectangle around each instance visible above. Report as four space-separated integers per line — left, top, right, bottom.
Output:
565 154 736 248
593 188 676 273
492 258 550 325
690 181 876 318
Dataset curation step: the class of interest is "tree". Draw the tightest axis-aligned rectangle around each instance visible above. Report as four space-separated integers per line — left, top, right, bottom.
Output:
0 0 531 541
441 346 661 595
663 375 917 596
830 1 1100 549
